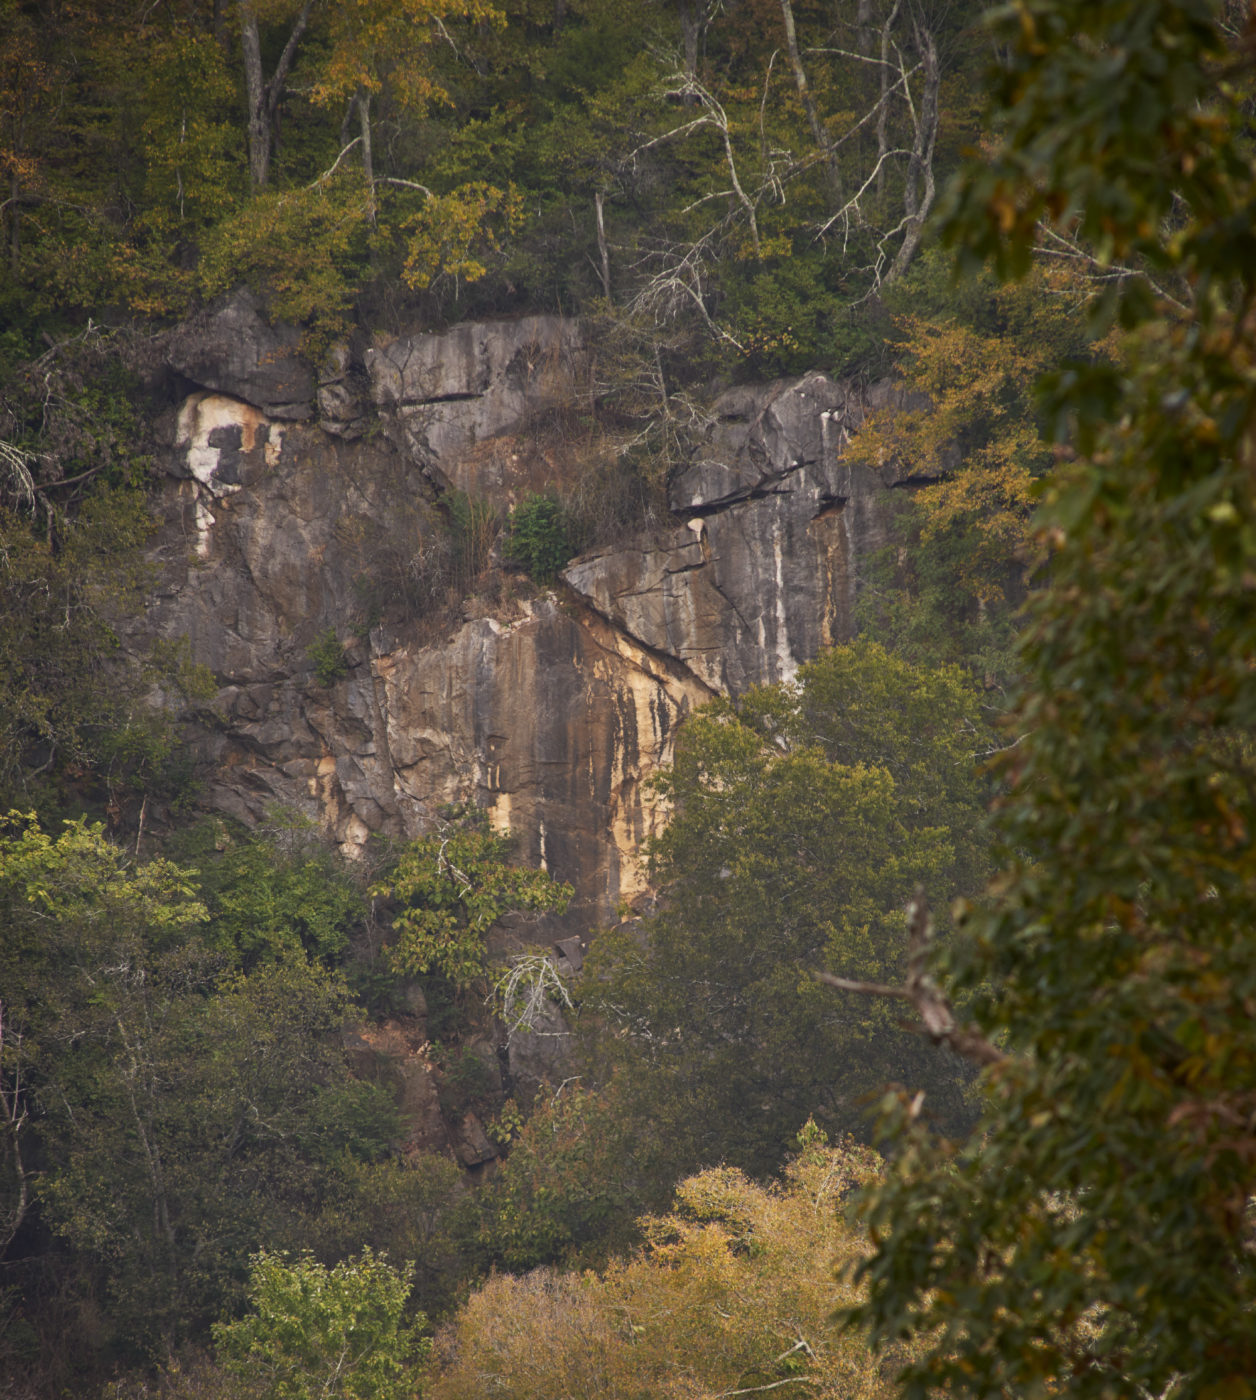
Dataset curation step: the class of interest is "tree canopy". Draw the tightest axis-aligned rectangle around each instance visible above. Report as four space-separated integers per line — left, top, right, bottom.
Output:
583 640 995 1178
428 1126 900 1400
840 4 1256 1398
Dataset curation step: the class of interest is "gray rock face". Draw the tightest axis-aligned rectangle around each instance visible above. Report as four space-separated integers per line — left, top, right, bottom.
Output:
564 374 917 694
670 371 854 512
166 288 316 419
144 311 933 926
144 390 708 927
366 316 586 496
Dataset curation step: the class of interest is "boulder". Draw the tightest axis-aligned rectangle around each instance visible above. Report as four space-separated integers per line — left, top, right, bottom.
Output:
167 288 316 419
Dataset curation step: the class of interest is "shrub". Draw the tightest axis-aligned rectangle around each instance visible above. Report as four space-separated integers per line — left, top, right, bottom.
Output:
306 629 350 685
502 493 574 584
213 1248 427 1400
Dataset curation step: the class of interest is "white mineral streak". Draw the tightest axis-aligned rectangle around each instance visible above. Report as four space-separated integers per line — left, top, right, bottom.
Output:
175 393 278 557
772 515 796 684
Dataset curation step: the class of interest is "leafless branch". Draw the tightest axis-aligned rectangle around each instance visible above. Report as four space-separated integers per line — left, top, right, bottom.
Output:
0 440 36 508
805 46 902 68
490 952 574 1038
379 176 435 197
815 889 1008 1068
712 1379 812 1398
814 147 912 242
308 136 362 188
1034 224 1192 315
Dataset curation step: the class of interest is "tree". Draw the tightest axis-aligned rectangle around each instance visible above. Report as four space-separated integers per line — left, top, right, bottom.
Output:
0 815 401 1365
309 0 502 215
375 813 572 987
583 640 995 1177
214 1248 427 1400
836 4 1256 1398
851 250 1100 690
473 1080 654 1273
428 1126 904 1400
239 0 315 190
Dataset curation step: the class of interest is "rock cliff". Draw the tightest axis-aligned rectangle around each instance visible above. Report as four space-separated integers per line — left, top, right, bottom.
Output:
143 296 933 932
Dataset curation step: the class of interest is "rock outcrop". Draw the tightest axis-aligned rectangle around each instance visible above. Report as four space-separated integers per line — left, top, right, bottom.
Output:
566 374 863 693
145 312 934 932
367 315 587 499
167 288 316 420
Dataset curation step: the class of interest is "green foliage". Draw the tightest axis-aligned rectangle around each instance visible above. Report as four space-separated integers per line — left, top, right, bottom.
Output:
0 489 178 806
196 177 381 352
183 815 365 967
583 640 994 1177
845 5 1256 1400
475 1082 655 1273
720 247 891 380
375 814 572 986
0 334 212 808
316 1153 474 1317
306 629 352 686
0 815 404 1367
502 492 575 583
213 1248 428 1400
0 0 984 373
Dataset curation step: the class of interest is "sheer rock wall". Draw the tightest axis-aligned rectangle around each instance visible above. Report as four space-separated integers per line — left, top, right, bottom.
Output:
145 299 932 931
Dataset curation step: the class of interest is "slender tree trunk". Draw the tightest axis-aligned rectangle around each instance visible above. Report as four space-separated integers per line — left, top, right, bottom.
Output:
876 0 902 201
595 190 612 302
779 0 842 198
7 172 19 276
0 1006 31 1256
239 0 314 190
857 0 875 55
679 0 700 84
240 5 269 187
357 89 375 224
884 18 939 286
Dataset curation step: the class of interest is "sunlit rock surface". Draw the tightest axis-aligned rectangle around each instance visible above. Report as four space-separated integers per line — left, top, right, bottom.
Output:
145 312 936 928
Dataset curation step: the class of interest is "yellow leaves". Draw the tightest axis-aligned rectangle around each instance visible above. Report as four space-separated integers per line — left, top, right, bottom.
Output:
401 181 522 291
312 0 505 108
429 1145 898 1400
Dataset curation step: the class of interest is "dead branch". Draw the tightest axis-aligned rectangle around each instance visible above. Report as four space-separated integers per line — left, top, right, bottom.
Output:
815 889 1008 1068
1034 224 1192 314
308 136 363 189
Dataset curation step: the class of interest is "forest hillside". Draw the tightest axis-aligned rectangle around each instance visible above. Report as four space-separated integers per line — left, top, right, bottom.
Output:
2 2 1255 1399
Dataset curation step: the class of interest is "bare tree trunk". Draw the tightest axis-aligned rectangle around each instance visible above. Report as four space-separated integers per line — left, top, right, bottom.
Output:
875 0 903 201
595 191 612 302
679 0 701 83
357 89 376 224
0 1004 31 1257
240 0 314 190
857 0 876 55
240 6 269 188
883 16 939 286
779 0 842 198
